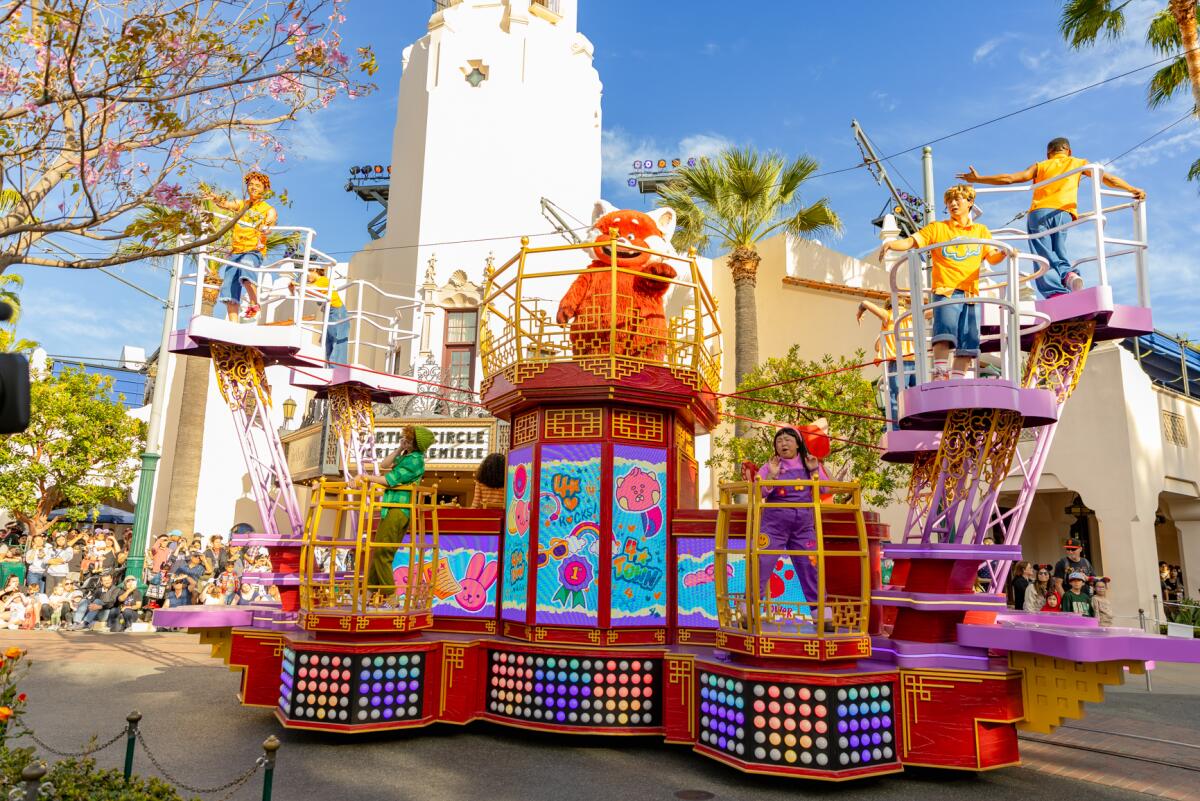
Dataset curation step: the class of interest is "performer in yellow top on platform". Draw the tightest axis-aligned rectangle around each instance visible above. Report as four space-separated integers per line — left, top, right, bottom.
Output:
857 296 915 429
203 171 278 322
290 265 348 365
957 137 1144 299
878 185 1006 381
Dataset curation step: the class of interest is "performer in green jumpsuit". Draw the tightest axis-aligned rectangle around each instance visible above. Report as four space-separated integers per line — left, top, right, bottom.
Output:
355 426 434 598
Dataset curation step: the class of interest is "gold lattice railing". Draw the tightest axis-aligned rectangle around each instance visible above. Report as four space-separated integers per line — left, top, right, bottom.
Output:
299 478 440 616
714 478 870 643
479 236 722 391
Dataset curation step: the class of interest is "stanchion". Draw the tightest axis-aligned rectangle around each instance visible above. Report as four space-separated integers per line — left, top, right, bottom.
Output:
124 710 142 783
261 736 281 801
17 762 47 801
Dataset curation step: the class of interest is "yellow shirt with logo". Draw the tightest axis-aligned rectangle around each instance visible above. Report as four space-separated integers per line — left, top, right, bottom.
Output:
306 274 343 308
230 200 274 255
880 308 915 361
1029 155 1089 218
912 219 995 297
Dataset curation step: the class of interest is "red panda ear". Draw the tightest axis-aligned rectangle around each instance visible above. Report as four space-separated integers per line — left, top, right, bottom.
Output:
592 199 618 225
647 207 676 242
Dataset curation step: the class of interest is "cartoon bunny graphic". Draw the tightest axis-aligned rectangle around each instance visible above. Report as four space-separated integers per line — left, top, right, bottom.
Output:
455 552 498 613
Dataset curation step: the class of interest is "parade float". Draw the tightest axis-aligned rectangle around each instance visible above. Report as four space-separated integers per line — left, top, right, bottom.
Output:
155 173 1200 781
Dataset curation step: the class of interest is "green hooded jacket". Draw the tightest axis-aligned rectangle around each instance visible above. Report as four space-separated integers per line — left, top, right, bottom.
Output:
379 426 434 518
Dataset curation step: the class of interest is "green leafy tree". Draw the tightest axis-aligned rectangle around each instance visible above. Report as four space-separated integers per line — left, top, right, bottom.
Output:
0 368 145 539
1060 0 1200 179
709 347 908 508
658 147 842 400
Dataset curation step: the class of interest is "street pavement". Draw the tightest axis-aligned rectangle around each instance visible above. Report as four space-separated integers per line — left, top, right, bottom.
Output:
1 630 1196 801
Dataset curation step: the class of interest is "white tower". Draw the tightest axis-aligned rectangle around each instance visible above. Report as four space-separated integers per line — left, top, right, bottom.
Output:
351 0 602 376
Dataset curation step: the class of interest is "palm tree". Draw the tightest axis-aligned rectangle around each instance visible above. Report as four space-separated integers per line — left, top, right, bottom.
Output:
1060 1 1200 173
0 274 38 354
658 146 841 395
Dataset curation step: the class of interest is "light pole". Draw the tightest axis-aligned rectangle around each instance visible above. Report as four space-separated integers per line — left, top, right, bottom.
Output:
126 252 184 590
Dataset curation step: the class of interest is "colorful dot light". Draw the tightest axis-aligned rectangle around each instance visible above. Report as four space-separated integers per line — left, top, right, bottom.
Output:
697 672 746 757
697 673 897 772
833 683 894 767
354 653 424 723
486 652 660 729
278 649 425 725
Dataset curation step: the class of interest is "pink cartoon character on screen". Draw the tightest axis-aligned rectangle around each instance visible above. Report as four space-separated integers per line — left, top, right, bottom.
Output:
615 466 663 537
455 552 498 612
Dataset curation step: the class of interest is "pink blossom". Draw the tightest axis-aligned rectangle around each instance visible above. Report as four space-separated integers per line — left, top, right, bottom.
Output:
150 182 191 211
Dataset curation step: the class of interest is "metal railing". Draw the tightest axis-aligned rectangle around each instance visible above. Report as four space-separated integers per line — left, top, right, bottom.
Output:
977 162 1149 306
479 236 722 391
886 239 1051 388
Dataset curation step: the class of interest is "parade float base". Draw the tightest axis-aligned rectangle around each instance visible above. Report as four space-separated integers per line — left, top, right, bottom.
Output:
167 621 1043 781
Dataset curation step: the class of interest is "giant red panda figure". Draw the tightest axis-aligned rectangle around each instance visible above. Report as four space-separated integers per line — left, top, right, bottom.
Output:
555 201 678 360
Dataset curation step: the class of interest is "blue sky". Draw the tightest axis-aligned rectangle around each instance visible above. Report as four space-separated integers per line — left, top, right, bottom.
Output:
14 0 1200 361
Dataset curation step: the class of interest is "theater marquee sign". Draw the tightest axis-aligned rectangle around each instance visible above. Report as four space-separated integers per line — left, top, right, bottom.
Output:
283 417 502 479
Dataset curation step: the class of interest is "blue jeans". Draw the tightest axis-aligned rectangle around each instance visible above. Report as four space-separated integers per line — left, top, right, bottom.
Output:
26 571 44 592
213 251 263 314
73 603 111 627
931 290 980 357
1027 208 1074 298
326 304 349 365
886 360 917 429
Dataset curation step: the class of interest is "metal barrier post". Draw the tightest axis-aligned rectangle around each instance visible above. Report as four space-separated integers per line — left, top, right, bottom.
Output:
19 762 46 801
1138 607 1146 633
1153 594 1161 630
261 735 281 801
1133 200 1149 307
124 710 142 782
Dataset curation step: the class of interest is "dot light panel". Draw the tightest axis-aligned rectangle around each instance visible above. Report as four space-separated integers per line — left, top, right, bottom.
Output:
698 672 897 771
486 651 661 728
278 648 425 726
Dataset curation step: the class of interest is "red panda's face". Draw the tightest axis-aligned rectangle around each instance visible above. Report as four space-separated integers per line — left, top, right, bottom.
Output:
590 210 662 268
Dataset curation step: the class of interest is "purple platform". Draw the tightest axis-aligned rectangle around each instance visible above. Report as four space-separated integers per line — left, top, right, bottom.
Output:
870 635 995 670
231 534 304 549
879 429 940 464
168 317 321 365
153 605 255 628
1020 287 1152 343
241 571 303 587
153 603 296 632
870 589 1008 612
883 543 1022 561
290 365 416 402
958 618 1200 663
899 381 1058 430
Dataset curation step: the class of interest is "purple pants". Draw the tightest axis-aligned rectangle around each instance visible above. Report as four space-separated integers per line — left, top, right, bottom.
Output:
757 507 819 604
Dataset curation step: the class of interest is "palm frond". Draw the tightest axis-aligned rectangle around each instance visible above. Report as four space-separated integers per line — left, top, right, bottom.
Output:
1060 0 1129 48
1147 57 1190 107
1188 155 1200 183
656 144 837 256
1146 8 1182 53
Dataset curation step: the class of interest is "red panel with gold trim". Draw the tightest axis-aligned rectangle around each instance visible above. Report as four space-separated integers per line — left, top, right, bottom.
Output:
899 668 1023 770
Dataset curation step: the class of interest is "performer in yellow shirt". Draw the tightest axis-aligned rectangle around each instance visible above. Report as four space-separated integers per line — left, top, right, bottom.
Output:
203 171 277 321
878 185 1006 381
958 138 1144 299
857 296 915 429
290 264 348 364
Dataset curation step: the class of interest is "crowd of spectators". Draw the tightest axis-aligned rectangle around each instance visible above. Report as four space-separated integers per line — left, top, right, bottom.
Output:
0 521 279 632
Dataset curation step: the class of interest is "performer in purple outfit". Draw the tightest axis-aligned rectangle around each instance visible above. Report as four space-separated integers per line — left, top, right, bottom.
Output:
756 427 825 606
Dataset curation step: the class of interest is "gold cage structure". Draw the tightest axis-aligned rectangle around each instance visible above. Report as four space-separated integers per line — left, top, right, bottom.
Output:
298 478 441 634
713 477 871 661
478 235 722 392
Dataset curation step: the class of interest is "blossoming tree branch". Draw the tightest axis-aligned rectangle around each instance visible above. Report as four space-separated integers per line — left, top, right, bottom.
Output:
0 0 377 272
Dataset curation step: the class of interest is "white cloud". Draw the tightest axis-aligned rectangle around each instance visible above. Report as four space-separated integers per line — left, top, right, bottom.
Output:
974 33 1017 63
601 128 734 189
700 42 720 56
1108 125 1200 171
871 90 897 112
